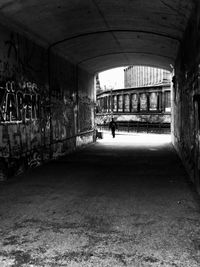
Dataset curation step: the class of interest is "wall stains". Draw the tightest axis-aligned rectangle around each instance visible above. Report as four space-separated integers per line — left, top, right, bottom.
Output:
79 96 94 132
173 4 200 194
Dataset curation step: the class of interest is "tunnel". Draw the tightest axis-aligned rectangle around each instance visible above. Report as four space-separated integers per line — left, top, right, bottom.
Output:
0 0 200 266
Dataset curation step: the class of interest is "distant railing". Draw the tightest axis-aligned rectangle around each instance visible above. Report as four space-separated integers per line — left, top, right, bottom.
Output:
97 121 170 134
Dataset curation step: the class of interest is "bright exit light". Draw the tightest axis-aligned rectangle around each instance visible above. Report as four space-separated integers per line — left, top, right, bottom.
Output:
99 67 125 89
97 132 171 147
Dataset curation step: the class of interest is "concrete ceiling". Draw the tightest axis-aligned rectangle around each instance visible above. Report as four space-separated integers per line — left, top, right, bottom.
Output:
0 0 195 73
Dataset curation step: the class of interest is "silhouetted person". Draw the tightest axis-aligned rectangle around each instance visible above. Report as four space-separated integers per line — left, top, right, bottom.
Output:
109 118 117 138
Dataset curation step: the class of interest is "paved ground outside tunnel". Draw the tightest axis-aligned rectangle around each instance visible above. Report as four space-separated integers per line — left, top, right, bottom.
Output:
0 133 200 267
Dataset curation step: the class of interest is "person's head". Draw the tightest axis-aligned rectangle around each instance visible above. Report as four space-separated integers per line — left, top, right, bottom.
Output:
111 118 114 122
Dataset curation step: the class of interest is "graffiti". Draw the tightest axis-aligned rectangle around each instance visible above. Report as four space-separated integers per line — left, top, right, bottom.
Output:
79 96 93 132
0 27 94 180
51 83 63 100
0 28 52 179
51 93 74 141
0 81 41 123
27 151 41 168
52 119 67 140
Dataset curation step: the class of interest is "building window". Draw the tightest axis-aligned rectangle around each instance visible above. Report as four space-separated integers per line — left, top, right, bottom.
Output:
113 95 117 112
124 94 130 112
131 93 138 112
140 93 147 111
105 96 108 112
149 92 158 111
164 91 171 112
118 95 123 112
100 98 103 112
108 96 111 112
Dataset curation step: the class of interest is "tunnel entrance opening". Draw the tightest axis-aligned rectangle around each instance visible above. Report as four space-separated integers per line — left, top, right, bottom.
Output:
95 66 172 139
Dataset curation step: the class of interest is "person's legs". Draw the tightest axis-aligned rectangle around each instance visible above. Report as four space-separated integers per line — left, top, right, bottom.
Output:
112 129 115 138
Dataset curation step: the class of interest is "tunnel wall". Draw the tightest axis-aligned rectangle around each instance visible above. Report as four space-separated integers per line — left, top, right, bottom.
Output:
0 24 95 180
172 4 200 193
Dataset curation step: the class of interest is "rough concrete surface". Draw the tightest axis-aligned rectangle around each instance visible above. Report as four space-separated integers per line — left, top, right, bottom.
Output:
0 133 200 267
0 1 194 72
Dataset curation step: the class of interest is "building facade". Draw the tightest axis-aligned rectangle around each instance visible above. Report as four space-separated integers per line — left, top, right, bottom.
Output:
124 66 171 88
96 66 172 127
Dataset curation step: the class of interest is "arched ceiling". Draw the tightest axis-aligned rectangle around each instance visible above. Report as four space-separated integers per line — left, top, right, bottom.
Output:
0 0 195 73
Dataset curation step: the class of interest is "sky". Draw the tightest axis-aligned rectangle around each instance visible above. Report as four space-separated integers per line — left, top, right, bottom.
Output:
98 67 125 89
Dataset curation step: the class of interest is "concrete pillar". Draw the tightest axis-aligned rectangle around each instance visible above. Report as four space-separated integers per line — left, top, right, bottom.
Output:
137 93 140 112
147 93 150 111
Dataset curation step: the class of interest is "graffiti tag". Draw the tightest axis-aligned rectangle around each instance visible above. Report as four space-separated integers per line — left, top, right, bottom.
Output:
0 81 41 123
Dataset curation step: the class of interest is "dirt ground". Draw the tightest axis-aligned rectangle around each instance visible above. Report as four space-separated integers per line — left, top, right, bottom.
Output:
0 133 200 267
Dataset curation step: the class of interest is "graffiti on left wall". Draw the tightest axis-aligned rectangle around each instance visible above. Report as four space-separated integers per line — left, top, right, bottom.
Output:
0 80 41 123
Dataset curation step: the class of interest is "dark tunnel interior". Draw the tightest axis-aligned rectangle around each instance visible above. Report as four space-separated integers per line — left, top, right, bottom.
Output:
0 0 200 266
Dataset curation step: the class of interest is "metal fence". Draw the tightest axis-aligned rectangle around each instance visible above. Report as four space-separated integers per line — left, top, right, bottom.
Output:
97 121 170 134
